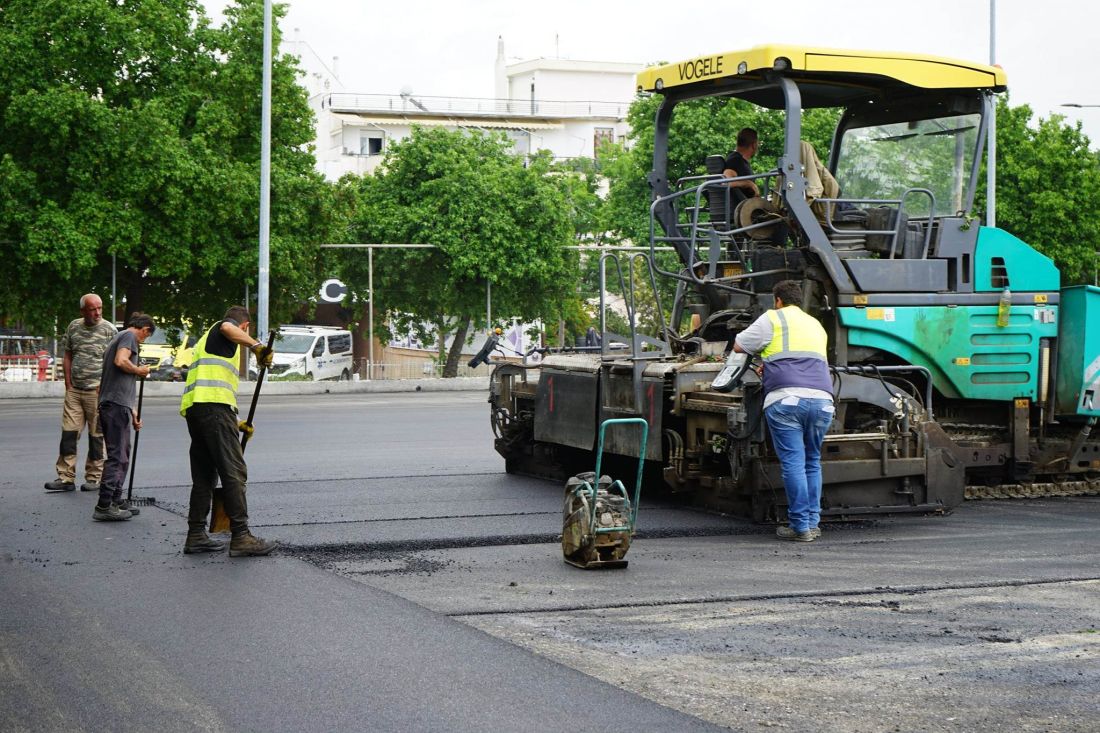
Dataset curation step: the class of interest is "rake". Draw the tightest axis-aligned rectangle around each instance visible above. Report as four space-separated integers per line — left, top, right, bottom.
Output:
125 376 157 507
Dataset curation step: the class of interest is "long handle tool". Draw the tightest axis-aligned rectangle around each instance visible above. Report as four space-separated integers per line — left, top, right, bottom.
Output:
210 330 277 533
125 377 155 506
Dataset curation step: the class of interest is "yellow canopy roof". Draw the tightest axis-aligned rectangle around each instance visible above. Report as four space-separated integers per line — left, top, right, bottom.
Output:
637 45 1007 106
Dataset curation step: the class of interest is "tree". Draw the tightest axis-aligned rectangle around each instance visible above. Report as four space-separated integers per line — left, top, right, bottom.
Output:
339 127 580 376
0 0 337 334
975 97 1100 283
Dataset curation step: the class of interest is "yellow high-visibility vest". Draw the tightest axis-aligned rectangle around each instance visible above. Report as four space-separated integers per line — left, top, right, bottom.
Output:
761 306 827 361
179 325 239 416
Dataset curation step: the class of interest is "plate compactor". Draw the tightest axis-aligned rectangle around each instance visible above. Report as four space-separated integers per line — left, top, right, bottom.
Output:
561 418 648 569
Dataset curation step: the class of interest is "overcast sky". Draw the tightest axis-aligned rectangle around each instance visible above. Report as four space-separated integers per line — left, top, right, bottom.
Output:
202 0 1100 147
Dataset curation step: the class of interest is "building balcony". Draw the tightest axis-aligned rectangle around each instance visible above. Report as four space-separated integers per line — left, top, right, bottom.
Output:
321 93 630 120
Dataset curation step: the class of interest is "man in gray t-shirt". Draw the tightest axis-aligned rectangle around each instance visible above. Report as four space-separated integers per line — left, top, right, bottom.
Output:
99 330 143 409
93 314 154 521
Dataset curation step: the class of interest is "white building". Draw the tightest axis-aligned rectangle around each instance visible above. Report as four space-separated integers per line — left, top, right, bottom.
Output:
307 38 643 181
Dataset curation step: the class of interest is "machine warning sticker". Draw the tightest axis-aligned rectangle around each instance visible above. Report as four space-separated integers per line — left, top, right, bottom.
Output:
866 308 895 322
954 357 971 366
1033 294 1049 303
1033 307 1056 323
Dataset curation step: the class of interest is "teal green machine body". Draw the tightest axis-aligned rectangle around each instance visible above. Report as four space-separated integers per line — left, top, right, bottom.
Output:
1055 285 1100 417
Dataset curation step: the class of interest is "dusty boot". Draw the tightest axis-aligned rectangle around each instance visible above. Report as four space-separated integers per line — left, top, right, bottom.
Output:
93 502 132 521
183 530 227 554
229 531 277 557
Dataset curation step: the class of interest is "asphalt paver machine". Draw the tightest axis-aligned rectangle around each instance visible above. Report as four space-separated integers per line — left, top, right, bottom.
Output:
485 45 1100 521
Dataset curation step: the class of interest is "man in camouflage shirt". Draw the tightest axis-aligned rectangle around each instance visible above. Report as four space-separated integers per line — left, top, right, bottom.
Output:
45 294 118 492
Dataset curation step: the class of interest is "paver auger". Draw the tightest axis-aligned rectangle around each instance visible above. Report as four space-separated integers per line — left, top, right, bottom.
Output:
483 45 1100 522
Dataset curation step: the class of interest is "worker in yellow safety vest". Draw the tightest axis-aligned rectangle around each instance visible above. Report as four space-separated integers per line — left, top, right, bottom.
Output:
735 280 835 542
179 305 277 556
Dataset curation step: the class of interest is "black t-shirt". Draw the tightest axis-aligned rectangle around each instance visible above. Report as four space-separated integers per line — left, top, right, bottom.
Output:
203 319 241 358
723 150 753 178
722 150 755 206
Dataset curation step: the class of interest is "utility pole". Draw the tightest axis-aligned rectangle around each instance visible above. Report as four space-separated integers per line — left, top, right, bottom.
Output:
987 0 996 228
257 0 273 340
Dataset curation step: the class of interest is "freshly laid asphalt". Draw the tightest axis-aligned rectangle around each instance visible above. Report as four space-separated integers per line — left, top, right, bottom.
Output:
4 390 1099 731
0 393 721 732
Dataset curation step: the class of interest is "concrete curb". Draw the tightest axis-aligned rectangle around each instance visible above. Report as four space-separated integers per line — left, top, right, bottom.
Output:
0 377 490 399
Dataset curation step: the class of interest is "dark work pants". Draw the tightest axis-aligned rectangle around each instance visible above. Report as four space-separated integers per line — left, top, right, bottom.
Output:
98 401 132 505
185 403 250 536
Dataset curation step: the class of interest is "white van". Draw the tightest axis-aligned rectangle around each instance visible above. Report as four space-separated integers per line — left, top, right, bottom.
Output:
263 326 355 381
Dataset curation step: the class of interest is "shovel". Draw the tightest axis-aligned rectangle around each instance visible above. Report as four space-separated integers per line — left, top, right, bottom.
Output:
210 330 277 533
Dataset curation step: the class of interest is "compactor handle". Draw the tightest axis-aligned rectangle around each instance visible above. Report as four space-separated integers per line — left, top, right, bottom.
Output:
467 330 502 368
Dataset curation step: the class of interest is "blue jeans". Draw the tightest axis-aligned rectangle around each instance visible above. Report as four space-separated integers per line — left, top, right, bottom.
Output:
764 397 835 532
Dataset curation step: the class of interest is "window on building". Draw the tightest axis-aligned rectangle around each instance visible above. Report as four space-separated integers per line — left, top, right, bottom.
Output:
359 133 384 156
593 127 614 157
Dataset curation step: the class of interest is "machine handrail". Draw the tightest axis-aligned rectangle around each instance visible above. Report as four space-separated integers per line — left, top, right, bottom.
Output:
647 172 785 293
818 188 936 259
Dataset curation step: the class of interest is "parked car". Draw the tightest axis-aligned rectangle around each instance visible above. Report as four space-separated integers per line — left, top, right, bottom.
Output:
252 326 354 381
139 325 196 382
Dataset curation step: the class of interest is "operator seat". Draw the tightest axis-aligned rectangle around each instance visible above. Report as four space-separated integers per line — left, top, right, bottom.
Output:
704 154 747 231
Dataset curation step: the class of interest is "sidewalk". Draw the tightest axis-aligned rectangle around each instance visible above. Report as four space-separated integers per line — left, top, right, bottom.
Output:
0 376 489 399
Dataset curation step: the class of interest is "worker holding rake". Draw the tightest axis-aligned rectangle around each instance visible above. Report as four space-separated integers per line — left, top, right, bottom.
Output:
179 305 277 557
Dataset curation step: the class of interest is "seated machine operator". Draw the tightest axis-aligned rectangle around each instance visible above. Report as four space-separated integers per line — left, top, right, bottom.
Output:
723 127 761 201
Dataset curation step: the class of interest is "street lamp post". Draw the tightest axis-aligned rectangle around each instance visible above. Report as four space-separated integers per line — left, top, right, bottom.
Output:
987 0 996 228
257 0 272 341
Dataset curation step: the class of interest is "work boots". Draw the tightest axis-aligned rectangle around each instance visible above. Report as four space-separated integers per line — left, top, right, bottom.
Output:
183 530 227 554
93 502 132 521
776 525 816 542
229 531 277 557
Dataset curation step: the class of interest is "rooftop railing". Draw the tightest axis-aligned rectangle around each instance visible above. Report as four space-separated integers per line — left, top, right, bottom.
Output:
322 93 629 119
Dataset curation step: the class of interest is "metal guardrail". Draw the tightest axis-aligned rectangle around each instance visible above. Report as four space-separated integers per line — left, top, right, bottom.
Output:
354 360 486 381
0 356 59 382
322 93 629 119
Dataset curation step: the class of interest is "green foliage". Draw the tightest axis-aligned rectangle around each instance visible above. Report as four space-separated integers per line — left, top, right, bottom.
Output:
339 127 581 372
975 97 1100 283
0 0 337 334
